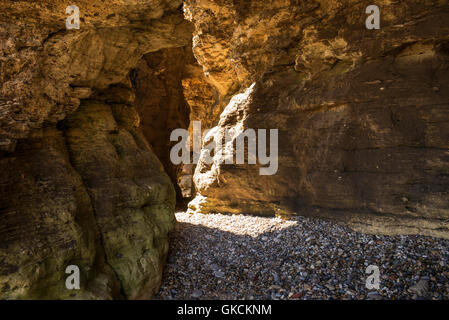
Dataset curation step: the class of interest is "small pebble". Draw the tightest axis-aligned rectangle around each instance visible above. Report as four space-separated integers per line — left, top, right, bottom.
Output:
192 290 202 298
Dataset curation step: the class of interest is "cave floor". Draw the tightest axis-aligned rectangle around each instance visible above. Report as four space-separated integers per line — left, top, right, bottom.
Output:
154 212 449 300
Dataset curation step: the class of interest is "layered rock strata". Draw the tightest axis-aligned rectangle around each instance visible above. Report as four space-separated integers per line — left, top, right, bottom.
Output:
1 0 190 299
185 0 449 239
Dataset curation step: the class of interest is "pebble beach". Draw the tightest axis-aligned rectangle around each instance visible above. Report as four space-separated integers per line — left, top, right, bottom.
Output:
155 212 449 300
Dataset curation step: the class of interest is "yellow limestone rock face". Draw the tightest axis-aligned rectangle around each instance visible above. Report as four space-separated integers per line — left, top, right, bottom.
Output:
185 0 449 239
0 0 192 152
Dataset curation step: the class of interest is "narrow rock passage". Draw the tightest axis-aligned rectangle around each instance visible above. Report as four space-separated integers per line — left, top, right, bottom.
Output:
155 212 449 300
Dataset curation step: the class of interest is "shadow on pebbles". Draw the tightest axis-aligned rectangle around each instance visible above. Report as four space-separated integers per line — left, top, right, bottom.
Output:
154 212 449 300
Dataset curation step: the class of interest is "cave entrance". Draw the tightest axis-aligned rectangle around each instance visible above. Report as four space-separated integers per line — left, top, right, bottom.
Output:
129 46 197 210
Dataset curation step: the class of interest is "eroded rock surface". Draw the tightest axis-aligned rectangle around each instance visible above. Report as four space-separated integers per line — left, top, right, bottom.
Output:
186 0 449 238
1 0 189 299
